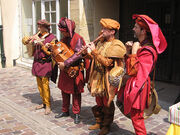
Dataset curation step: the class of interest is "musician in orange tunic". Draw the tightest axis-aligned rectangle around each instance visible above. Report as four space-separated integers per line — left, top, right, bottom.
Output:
55 18 90 124
82 18 126 135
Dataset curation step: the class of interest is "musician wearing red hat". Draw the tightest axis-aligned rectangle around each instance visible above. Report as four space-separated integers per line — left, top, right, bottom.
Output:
55 17 90 124
22 19 57 115
117 14 167 135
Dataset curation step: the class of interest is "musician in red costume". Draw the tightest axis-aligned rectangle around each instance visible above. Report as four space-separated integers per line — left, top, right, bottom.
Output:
55 17 89 124
117 14 167 135
22 20 57 115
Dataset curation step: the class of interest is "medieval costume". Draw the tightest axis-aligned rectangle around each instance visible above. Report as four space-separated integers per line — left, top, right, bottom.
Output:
117 15 167 135
55 17 89 124
24 20 57 115
86 18 126 135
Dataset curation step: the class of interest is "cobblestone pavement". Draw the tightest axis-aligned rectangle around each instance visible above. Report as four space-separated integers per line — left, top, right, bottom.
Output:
0 67 178 135
0 107 37 135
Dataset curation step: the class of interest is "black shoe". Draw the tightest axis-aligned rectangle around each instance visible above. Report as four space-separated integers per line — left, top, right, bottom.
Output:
74 114 80 124
55 112 69 118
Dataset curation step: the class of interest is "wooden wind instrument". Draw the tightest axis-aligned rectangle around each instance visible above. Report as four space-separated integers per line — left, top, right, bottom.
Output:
77 33 103 55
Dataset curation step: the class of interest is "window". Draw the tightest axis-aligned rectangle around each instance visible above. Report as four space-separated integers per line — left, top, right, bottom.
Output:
21 0 67 60
32 0 60 40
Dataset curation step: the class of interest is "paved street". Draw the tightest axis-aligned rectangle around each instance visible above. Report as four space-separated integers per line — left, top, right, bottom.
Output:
0 67 179 135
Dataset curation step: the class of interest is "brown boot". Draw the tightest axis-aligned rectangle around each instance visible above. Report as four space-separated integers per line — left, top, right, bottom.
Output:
88 118 101 130
88 105 103 130
45 106 51 115
98 102 115 135
98 126 110 135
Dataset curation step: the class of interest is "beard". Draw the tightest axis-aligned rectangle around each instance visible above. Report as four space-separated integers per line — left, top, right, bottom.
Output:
133 31 138 39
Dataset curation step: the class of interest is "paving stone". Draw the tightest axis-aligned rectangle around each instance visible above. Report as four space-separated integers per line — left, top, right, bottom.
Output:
0 129 12 133
12 130 22 134
0 67 179 135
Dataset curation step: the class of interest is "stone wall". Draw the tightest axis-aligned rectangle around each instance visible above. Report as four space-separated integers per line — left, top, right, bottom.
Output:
70 0 120 44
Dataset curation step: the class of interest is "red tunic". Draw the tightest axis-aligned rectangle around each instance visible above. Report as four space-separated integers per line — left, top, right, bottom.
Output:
120 44 157 115
32 33 55 77
58 33 88 94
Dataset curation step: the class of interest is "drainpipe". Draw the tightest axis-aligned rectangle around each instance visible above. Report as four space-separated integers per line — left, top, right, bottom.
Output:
0 25 6 68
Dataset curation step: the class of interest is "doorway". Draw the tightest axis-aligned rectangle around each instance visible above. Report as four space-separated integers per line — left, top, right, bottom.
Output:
119 0 180 84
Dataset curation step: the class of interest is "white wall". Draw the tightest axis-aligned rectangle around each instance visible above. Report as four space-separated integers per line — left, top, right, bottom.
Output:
1 0 20 67
0 3 2 25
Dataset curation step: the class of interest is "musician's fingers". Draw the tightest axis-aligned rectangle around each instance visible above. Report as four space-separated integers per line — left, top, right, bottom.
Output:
80 46 85 50
88 42 95 50
132 42 141 54
45 43 50 48
80 46 86 50
83 45 87 49
125 41 133 46
82 49 88 55
86 44 91 48
87 42 94 47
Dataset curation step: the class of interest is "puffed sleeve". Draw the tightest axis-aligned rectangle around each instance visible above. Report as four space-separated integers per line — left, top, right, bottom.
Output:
64 38 84 67
91 49 113 67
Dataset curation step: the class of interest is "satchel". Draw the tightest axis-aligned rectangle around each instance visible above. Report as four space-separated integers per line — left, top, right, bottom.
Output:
65 66 79 78
108 59 125 88
116 83 161 119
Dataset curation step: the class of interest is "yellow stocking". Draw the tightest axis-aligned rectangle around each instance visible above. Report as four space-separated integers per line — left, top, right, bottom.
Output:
41 77 50 107
36 77 45 104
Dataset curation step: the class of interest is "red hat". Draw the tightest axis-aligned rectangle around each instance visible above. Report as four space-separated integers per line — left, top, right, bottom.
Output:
133 14 167 54
58 17 75 38
37 19 50 31
135 17 150 32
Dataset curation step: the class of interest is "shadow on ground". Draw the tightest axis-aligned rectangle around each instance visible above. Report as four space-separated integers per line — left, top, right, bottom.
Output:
23 92 63 114
88 122 134 135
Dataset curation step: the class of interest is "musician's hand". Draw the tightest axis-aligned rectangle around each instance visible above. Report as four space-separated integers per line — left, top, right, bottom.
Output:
45 43 51 49
132 42 141 54
28 37 34 44
33 35 39 40
30 36 36 41
125 41 133 46
34 41 43 46
58 62 65 70
86 42 95 51
125 41 133 55
80 46 88 55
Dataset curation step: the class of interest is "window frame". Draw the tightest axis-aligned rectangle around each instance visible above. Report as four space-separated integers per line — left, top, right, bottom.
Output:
32 0 60 40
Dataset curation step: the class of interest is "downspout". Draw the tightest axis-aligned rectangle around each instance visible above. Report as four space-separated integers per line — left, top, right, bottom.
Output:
0 1 6 68
0 25 6 68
